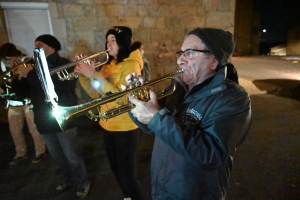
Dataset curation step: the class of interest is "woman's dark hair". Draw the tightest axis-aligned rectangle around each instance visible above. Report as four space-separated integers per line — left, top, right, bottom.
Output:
130 41 142 52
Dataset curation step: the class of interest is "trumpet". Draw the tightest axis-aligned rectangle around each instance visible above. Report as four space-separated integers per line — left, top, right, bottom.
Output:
0 56 34 80
49 50 110 81
53 69 184 132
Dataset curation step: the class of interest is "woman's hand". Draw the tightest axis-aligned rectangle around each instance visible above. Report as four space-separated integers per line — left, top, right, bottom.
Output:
74 53 96 78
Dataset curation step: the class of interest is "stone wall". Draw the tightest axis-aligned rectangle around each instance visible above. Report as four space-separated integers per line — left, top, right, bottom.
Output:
0 0 235 79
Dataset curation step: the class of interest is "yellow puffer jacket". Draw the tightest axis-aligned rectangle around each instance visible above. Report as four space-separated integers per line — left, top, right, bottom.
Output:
78 49 143 131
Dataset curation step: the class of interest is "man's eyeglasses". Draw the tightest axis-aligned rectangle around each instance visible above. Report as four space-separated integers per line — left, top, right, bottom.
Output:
175 49 210 59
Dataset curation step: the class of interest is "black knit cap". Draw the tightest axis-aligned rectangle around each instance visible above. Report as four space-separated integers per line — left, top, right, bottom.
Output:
106 26 132 49
187 28 235 66
0 43 22 58
35 34 61 51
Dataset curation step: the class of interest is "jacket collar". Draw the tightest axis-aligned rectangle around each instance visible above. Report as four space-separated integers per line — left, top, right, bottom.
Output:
46 51 60 68
183 67 227 102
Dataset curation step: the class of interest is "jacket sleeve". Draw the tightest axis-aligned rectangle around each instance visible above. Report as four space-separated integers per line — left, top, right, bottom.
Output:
78 74 102 99
90 60 141 95
147 87 251 169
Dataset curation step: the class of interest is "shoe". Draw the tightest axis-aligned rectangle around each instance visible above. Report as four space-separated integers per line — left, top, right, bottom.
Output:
32 153 46 163
9 155 28 166
56 183 71 192
76 182 90 198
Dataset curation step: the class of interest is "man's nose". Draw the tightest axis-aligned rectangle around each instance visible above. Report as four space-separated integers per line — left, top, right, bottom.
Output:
177 56 187 66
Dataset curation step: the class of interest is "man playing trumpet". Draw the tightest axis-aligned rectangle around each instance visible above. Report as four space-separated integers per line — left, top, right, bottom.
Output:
0 43 45 165
15 35 91 198
125 28 252 199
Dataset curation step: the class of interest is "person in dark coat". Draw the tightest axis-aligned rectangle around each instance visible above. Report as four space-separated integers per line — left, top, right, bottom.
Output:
15 34 91 198
125 28 252 199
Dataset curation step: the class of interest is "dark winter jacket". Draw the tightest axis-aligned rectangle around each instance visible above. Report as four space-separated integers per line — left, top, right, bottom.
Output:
27 52 78 134
130 67 251 199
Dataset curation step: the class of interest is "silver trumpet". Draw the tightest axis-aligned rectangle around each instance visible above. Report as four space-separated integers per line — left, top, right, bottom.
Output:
50 50 110 81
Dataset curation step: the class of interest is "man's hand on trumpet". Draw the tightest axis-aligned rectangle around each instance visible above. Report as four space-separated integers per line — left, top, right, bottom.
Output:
123 73 160 124
74 53 96 78
12 57 33 80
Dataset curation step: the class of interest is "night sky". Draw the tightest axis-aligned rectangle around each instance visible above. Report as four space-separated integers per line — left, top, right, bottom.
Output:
253 0 300 45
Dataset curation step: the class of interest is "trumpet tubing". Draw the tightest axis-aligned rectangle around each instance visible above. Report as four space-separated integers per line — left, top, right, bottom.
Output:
54 69 184 132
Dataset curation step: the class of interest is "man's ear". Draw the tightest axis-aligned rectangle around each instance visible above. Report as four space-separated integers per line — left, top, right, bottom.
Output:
211 57 219 70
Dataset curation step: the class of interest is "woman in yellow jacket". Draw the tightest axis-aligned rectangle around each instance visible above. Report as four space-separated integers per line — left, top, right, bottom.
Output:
75 26 145 200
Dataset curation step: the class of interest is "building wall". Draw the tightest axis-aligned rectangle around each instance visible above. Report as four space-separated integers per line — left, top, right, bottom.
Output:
287 26 300 55
0 0 236 79
233 0 259 56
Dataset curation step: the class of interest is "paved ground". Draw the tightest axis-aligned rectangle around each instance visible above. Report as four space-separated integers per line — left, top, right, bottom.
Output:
0 56 300 200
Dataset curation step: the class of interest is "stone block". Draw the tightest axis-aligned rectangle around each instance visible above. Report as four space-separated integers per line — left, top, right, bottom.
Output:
149 5 169 17
182 16 205 28
203 0 218 11
62 4 85 17
169 5 197 16
132 28 151 42
49 2 58 18
151 28 173 44
206 11 234 30
124 5 138 16
85 5 97 16
51 18 67 39
97 17 119 29
137 5 149 16
143 17 156 28
129 0 145 4
165 16 182 29
106 5 124 17
78 0 94 4
72 17 98 31
156 17 166 28
119 17 142 29
217 0 232 11
95 5 108 17
74 31 96 51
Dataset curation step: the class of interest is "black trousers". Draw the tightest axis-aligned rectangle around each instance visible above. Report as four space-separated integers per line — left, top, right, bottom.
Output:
103 129 145 200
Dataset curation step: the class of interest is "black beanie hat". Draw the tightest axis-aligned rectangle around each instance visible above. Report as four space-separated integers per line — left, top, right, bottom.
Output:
35 34 61 51
0 43 22 58
106 26 132 49
187 28 235 66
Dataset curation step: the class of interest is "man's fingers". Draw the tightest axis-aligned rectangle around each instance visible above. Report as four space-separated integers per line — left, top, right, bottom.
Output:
128 95 139 104
149 89 157 100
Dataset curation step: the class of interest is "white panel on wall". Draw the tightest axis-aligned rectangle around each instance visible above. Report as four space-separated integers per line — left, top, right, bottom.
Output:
0 2 53 56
